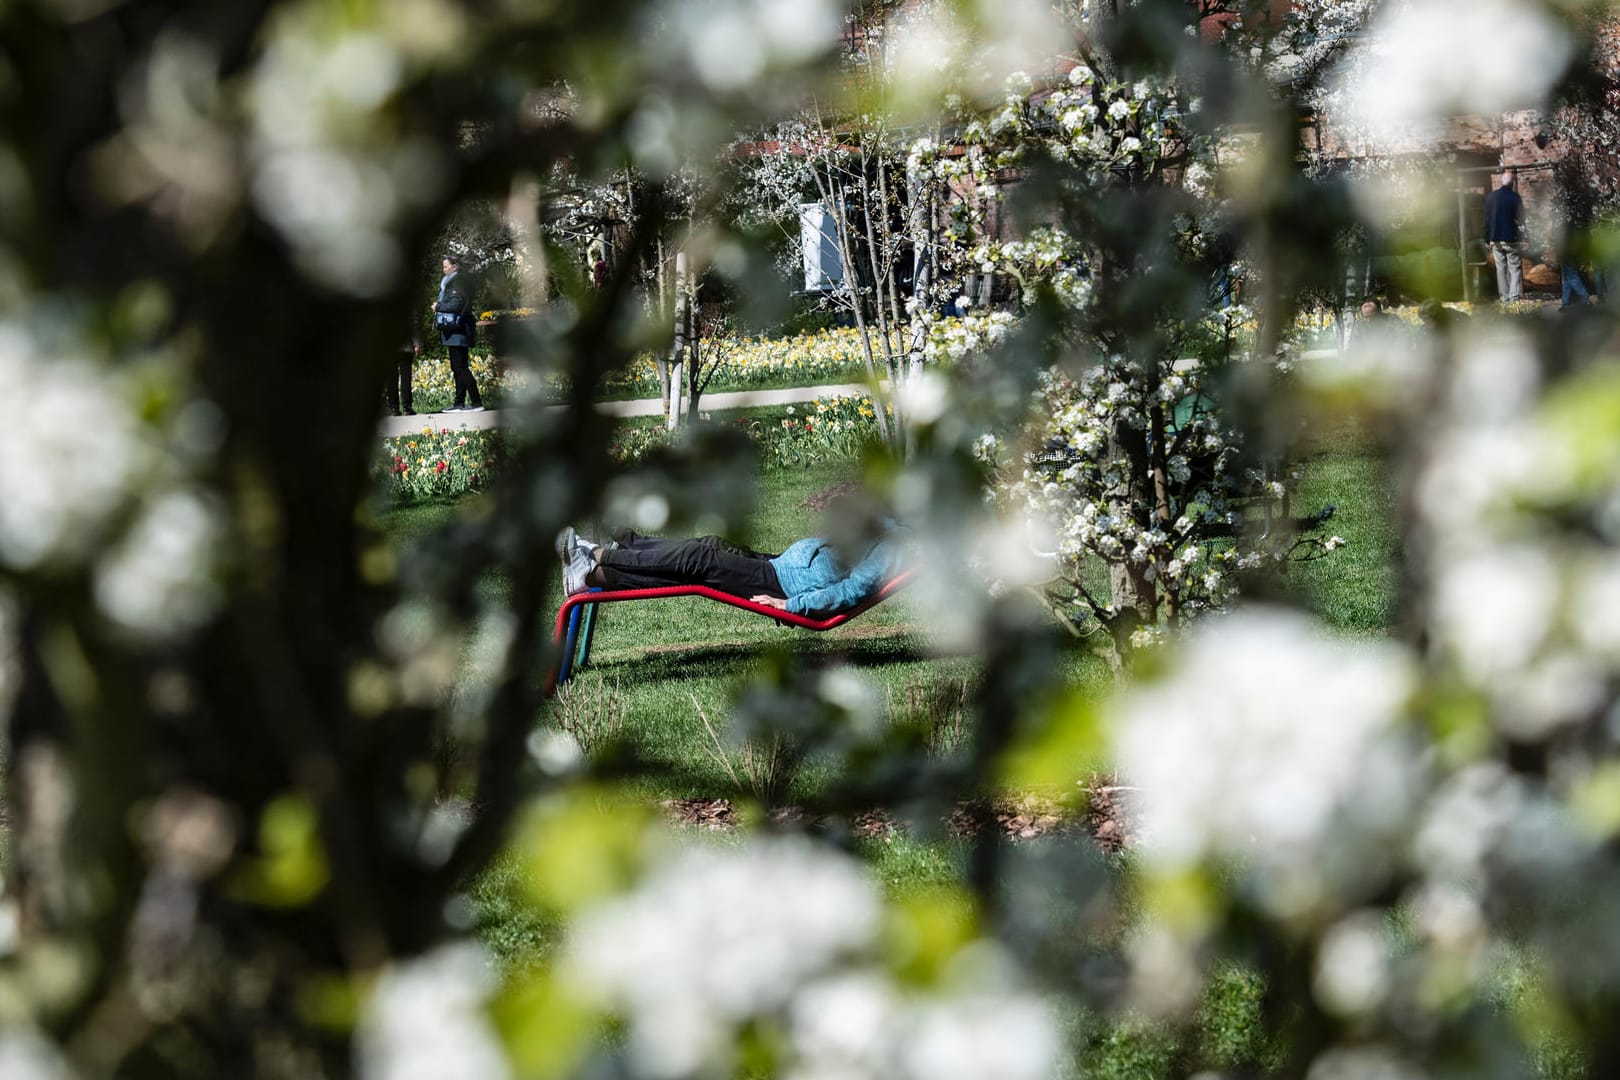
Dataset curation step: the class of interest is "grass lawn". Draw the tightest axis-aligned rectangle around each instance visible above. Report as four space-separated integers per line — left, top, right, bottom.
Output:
376 423 1413 1077
1286 435 1401 635
375 419 1403 864
543 461 1049 805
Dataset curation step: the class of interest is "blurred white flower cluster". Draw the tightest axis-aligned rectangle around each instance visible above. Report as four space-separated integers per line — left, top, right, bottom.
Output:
1325 0 1573 149
0 321 225 643
650 0 844 94
565 836 1057 1080
1415 326 1620 741
248 15 454 296
357 943 509 1080
95 489 225 640
1114 608 1418 916
884 0 1073 111
0 325 152 572
0 1030 71 1080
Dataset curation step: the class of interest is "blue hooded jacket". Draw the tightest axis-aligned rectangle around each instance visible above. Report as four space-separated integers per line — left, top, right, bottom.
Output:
769 526 906 616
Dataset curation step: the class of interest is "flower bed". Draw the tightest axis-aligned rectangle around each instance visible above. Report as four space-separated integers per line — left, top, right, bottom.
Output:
606 395 886 468
599 327 876 398
410 324 957 408
754 396 885 469
375 426 506 502
407 350 528 413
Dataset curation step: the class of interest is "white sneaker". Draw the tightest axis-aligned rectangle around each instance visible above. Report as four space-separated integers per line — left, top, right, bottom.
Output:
554 526 599 563
563 549 594 596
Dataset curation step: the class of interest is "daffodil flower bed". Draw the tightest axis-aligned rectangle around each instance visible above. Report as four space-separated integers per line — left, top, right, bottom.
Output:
590 326 879 399
475 325 885 400
407 325 935 410
375 426 506 502
407 350 527 414
753 395 887 469
607 395 886 468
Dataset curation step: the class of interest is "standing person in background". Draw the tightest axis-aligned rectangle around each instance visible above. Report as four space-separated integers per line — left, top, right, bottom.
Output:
1553 215 1597 311
434 254 483 413
1558 239 1594 310
1342 296 1391 349
387 330 418 416
1485 168 1524 302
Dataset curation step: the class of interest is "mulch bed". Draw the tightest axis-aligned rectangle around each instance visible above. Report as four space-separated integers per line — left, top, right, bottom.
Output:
658 784 1136 851
799 481 864 511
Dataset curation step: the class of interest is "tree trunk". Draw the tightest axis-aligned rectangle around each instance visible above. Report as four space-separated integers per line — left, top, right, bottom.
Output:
877 162 907 360
687 299 705 417
816 161 895 447
668 249 688 431
655 235 672 421
1107 414 1158 631
1148 397 1178 623
868 164 906 450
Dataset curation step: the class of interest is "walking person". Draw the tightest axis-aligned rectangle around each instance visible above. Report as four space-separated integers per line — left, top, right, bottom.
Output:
1484 169 1525 302
434 255 483 412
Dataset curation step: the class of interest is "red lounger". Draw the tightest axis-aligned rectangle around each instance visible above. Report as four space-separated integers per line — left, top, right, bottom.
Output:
548 569 916 690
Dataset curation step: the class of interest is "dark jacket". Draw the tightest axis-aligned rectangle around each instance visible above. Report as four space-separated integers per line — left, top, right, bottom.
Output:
1484 185 1522 245
435 272 476 348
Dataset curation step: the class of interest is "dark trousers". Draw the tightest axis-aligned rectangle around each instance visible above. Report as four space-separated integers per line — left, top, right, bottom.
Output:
385 356 414 414
447 345 481 407
597 532 785 599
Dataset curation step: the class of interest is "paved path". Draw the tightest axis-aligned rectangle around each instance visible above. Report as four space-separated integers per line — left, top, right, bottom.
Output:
377 355 1349 438
378 382 876 438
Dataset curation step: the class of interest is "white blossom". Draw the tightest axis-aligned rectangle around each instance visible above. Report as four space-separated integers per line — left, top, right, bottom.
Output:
1114 608 1417 915
0 1032 70 1080
1307 1045 1427 1080
898 987 1057 1080
0 325 151 571
356 943 509 1080
1313 911 1391 1017
1330 0 1572 147
566 837 882 1077
94 489 224 639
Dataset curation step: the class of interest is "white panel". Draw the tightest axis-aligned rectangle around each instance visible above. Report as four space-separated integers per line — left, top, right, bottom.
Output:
799 203 843 292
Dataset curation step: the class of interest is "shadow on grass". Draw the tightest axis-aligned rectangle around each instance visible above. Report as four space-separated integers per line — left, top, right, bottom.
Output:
583 630 938 685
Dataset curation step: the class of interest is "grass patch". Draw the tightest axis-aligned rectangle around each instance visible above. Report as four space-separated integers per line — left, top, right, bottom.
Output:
375 424 1421 1078
1287 435 1401 635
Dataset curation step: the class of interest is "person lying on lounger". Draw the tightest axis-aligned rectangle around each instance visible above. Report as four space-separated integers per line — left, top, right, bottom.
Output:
555 522 907 617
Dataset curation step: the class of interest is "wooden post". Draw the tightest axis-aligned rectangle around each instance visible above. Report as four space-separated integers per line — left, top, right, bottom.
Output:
1457 179 1470 303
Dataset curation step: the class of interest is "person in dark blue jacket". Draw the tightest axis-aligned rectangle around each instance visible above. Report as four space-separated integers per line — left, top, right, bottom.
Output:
434 255 483 412
556 523 906 617
1484 169 1524 302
